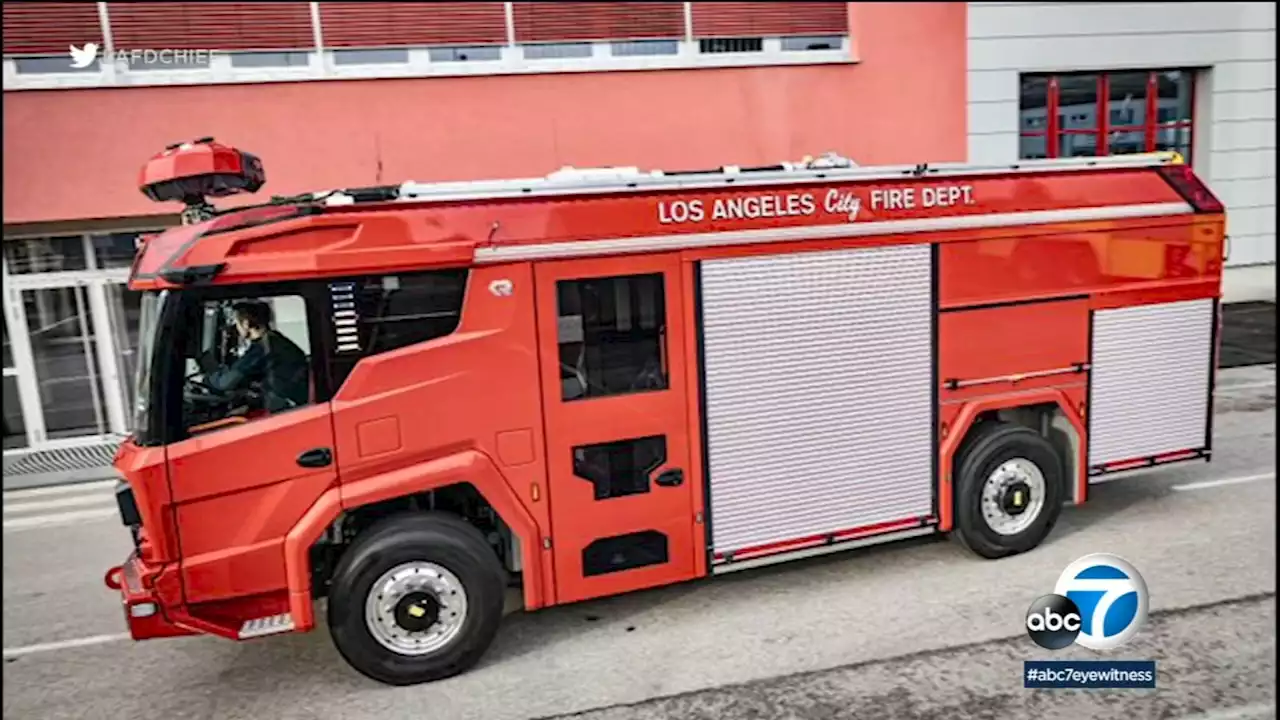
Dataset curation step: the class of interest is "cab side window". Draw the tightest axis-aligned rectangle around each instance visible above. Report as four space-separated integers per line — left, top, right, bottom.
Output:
178 292 318 436
324 270 468 392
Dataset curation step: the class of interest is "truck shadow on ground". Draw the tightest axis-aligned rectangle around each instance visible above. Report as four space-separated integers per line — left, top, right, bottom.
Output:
180 531 959 698
1049 475 1185 542
484 538 948 667
184 468 1240 698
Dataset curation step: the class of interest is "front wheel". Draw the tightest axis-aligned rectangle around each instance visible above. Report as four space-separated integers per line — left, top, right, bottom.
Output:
327 512 507 686
951 422 1065 559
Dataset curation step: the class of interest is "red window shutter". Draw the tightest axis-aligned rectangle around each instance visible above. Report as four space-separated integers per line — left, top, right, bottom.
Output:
106 2 314 52
3 2 103 55
319 2 507 48
691 2 848 38
512 2 684 43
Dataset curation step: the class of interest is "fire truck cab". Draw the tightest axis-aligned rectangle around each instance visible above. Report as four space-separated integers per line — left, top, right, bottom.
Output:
105 139 1226 685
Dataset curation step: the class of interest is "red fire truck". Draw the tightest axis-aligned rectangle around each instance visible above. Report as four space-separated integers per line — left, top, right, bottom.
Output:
105 140 1225 685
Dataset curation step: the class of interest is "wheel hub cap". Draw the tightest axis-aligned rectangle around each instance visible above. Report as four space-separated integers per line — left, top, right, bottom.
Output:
364 561 468 656
1000 481 1033 516
980 458 1046 536
393 592 440 632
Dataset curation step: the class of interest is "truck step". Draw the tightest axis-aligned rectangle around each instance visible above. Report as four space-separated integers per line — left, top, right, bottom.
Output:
238 613 295 639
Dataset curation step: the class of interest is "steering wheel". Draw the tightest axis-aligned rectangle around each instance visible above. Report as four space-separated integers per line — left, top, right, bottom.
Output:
183 371 223 404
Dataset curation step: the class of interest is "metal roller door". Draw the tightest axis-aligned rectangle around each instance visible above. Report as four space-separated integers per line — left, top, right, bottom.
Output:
699 244 935 556
1088 298 1215 470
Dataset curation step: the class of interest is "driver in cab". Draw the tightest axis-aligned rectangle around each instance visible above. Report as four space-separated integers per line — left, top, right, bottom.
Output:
198 300 310 413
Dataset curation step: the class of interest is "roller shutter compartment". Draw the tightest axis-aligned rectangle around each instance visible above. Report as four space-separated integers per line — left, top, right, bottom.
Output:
1087 298 1214 471
700 244 934 556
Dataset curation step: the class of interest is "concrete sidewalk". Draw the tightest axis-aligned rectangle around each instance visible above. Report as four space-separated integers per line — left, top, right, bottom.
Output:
2 443 122 491
2 464 121 492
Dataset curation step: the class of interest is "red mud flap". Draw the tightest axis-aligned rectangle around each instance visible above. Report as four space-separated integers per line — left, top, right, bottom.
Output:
104 554 195 641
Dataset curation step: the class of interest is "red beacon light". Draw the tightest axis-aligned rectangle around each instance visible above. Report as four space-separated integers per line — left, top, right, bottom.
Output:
138 137 265 224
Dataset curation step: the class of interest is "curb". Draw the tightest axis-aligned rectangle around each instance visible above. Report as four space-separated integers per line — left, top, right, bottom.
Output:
2 466 119 492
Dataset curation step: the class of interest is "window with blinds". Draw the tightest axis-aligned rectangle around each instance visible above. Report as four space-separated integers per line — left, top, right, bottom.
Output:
3 0 852 83
319 2 507 48
691 2 848 39
5 1 850 57
105 2 315 51
2 2 103 55
511 2 685 43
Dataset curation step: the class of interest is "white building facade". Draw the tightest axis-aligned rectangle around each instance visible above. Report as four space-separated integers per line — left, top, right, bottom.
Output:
966 1 1276 303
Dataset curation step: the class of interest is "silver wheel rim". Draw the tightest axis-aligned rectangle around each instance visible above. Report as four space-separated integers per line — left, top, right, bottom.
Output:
980 458 1046 536
364 561 469 656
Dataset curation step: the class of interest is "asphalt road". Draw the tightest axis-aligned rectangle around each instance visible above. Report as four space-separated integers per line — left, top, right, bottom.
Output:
3 364 1276 720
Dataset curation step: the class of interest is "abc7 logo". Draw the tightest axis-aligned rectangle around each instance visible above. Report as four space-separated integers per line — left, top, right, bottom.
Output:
1026 553 1149 651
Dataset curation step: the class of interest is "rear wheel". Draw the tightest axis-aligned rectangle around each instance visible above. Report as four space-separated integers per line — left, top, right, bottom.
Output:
951 422 1065 559
327 512 506 685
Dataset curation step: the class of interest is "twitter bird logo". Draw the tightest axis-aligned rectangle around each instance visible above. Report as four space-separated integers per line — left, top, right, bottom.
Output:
69 43 99 69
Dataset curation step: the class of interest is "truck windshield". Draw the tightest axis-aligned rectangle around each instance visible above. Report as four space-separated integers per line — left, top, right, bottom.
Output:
131 290 168 443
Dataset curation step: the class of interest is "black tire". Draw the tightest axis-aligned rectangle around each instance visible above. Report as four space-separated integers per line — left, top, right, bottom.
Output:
951 421 1065 559
327 511 507 686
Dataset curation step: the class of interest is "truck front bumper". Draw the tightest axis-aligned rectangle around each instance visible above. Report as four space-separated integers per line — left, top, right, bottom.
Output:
104 553 196 641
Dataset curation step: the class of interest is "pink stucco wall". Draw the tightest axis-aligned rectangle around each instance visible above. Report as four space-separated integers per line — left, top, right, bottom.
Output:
3 2 966 225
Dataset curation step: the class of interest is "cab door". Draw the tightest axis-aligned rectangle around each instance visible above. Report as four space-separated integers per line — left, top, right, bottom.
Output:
534 253 698 604
163 287 337 607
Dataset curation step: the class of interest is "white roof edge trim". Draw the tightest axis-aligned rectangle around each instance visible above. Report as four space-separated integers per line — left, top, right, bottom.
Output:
473 201 1194 263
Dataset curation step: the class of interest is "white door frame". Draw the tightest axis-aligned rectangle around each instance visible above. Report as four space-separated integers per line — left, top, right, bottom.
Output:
88 277 129 434
1 255 132 452
1 253 48 448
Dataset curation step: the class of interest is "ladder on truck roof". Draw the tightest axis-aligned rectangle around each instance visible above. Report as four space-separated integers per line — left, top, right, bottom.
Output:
313 151 1188 208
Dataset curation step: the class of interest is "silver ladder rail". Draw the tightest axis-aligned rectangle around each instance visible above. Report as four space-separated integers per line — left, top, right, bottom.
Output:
321 152 1186 208
312 150 1187 207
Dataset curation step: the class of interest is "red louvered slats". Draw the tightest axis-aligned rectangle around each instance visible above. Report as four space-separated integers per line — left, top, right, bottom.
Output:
319 2 506 48
691 2 848 38
5 1 851 59
512 2 684 43
106 2 314 52
3 2 103 55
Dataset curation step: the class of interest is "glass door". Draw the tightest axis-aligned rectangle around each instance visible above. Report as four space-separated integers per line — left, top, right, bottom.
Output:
20 285 110 440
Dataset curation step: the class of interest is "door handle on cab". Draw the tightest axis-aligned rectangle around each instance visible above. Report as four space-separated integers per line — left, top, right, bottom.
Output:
654 468 684 487
297 447 333 468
